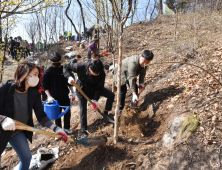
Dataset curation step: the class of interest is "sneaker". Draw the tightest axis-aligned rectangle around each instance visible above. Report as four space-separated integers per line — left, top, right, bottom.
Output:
81 131 88 139
64 129 73 134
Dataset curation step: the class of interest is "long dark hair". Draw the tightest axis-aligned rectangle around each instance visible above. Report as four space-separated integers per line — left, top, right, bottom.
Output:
14 61 41 92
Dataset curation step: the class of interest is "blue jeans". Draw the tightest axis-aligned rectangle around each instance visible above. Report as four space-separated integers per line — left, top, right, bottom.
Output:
0 132 32 170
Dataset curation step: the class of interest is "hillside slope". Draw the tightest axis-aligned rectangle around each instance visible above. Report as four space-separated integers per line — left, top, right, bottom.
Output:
2 12 222 170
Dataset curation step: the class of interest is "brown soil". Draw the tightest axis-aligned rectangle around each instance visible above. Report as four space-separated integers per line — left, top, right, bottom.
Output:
2 13 222 170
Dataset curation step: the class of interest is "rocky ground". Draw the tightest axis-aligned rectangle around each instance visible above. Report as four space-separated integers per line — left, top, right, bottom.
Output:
2 12 222 170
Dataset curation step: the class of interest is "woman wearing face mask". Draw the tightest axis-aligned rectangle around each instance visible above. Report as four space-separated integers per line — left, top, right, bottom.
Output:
42 52 74 134
0 61 67 170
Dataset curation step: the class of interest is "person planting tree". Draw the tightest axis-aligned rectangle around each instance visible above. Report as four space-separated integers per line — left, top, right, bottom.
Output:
87 39 99 61
113 50 154 114
63 59 115 138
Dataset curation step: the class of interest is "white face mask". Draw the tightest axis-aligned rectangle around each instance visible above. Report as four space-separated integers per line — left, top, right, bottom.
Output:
27 75 39 87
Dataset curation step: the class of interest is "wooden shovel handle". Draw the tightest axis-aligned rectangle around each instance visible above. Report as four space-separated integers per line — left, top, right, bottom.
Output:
71 82 100 112
71 81 114 124
14 120 74 143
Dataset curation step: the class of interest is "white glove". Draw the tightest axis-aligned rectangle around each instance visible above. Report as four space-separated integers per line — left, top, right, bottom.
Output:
132 94 139 103
68 91 75 101
1 117 16 131
68 76 75 85
55 128 67 142
91 100 98 110
47 96 54 104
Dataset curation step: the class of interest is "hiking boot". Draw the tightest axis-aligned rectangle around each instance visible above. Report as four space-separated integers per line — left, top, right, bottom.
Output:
64 129 73 134
81 131 88 139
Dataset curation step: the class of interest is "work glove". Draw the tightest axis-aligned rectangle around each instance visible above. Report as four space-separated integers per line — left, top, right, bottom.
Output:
69 91 75 101
91 100 98 110
1 117 16 131
47 96 54 104
139 83 144 90
132 94 139 104
55 128 68 142
68 76 75 85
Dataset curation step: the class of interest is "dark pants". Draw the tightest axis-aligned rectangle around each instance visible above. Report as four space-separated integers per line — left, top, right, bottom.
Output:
120 84 138 110
25 48 30 57
87 32 92 39
10 48 14 59
87 50 91 61
76 87 114 133
14 48 18 61
55 96 71 129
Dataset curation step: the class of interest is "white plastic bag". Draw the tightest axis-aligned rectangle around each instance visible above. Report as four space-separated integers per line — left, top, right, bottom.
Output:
14 147 59 170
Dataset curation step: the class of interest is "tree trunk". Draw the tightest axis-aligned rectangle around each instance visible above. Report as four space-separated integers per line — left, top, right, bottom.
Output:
65 0 80 39
131 0 137 25
0 17 7 83
159 0 163 15
144 0 150 21
114 23 123 144
77 0 86 36
150 0 157 20
97 11 100 53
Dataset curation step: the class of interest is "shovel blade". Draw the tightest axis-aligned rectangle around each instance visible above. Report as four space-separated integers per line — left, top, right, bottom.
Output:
101 113 114 123
74 135 107 148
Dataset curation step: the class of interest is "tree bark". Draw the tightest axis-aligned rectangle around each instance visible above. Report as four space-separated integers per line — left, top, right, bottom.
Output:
131 0 137 25
144 0 150 21
65 0 80 39
150 0 157 20
77 0 86 36
111 0 132 144
114 24 123 144
159 0 163 15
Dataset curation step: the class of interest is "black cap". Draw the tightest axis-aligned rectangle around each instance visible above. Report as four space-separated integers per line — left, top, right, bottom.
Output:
50 52 61 62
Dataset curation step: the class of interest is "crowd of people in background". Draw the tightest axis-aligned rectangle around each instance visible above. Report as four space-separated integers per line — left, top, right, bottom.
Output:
3 36 55 62
7 36 31 61
60 25 106 42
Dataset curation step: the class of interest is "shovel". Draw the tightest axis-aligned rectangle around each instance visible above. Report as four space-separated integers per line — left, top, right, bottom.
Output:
14 120 107 148
71 82 114 123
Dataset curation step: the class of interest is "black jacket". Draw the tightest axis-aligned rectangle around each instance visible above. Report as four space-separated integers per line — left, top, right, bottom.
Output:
0 81 50 156
8 40 15 48
63 62 105 101
42 65 70 99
